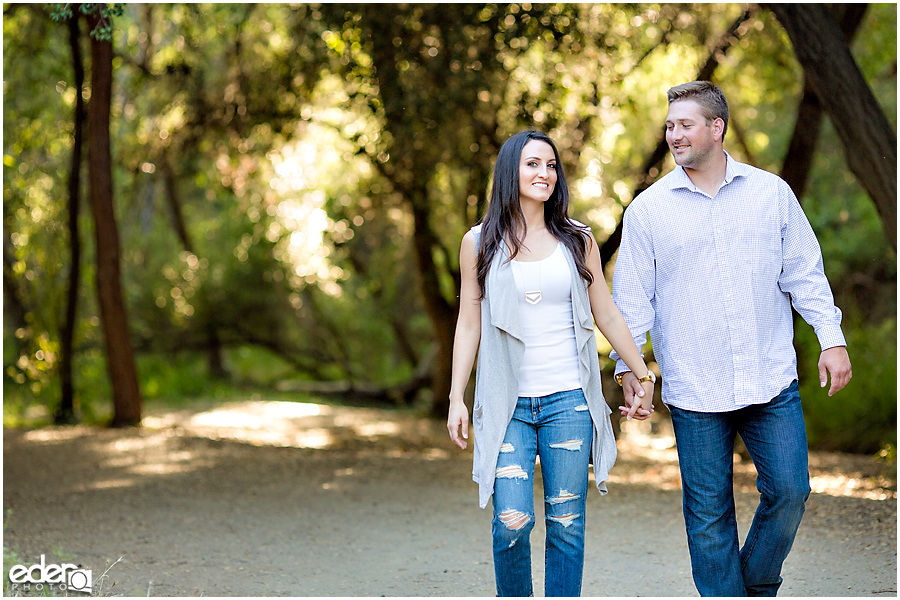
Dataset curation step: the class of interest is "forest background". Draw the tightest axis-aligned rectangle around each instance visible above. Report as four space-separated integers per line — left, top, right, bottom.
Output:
3 3 897 455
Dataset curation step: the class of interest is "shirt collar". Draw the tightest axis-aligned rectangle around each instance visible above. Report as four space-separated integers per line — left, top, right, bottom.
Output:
668 150 749 193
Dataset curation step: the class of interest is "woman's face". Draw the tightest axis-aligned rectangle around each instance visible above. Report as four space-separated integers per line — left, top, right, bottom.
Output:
517 139 557 205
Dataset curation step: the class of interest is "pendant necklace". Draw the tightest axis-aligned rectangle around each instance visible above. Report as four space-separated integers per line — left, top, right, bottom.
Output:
524 234 544 305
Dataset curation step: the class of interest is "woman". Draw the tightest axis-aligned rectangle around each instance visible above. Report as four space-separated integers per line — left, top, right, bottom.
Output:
447 130 655 597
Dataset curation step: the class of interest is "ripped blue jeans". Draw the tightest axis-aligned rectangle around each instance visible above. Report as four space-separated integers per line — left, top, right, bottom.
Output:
491 388 594 597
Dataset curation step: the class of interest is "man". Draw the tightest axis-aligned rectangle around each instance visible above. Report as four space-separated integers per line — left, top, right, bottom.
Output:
610 81 852 596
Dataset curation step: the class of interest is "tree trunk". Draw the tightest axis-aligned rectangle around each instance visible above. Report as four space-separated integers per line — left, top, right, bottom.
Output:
56 13 86 425
2 233 30 339
409 197 457 418
364 10 458 418
780 4 868 200
159 151 229 379
160 153 194 253
87 13 143 427
779 5 869 391
780 76 823 201
771 3 896 250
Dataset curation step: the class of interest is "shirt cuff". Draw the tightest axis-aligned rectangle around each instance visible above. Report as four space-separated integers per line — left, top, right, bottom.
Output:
614 359 631 377
816 325 847 352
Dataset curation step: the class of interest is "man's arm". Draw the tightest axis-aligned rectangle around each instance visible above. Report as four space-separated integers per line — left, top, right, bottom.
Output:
776 180 852 395
610 205 657 411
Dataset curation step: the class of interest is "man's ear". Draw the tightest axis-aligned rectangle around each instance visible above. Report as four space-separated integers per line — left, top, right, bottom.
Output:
712 118 725 142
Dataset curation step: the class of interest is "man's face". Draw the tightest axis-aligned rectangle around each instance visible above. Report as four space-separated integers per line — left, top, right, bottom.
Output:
665 99 720 171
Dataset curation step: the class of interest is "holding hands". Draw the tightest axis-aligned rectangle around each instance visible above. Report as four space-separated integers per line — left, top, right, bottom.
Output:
617 371 656 421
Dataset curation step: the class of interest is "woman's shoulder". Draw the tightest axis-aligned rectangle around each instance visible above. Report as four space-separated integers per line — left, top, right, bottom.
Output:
461 227 479 253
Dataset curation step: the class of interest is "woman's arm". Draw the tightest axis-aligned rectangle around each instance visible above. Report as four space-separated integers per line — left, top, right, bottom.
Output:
448 230 482 449
584 229 655 420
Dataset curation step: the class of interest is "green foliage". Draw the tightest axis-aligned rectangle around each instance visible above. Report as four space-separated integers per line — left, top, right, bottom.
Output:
47 3 125 41
797 316 897 454
4 4 897 450
877 443 896 466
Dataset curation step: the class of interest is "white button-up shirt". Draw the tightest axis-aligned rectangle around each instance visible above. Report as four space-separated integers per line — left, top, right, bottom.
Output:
611 152 846 412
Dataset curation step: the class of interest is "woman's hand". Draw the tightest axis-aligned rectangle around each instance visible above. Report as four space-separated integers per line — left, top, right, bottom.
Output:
617 372 655 421
447 400 470 449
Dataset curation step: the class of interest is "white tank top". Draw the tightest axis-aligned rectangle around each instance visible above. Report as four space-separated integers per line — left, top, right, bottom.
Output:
510 243 582 397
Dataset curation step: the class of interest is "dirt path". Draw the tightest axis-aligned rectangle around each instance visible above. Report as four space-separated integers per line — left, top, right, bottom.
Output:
3 400 896 597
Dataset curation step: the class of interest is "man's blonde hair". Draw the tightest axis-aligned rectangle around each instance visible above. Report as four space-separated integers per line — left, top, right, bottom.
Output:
667 81 729 138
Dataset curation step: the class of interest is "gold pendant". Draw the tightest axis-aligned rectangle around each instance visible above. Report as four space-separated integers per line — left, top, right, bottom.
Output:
524 291 542 305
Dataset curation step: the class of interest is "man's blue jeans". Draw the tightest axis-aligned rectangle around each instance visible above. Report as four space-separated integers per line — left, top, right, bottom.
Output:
491 388 594 597
669 380 810 597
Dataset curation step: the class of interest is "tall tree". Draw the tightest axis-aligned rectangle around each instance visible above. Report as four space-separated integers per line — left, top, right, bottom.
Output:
779 4 869 200
85 5 142 426
771 4 897 249
55 10 86 424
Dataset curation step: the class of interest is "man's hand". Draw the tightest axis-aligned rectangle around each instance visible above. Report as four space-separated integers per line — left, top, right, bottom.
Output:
818 346 851 396
617 371 655 421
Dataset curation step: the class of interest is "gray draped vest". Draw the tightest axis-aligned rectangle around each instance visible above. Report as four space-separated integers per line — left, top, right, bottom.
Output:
471 223 617 509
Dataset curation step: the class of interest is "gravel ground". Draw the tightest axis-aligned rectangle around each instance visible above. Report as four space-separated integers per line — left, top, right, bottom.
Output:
3 399 896 597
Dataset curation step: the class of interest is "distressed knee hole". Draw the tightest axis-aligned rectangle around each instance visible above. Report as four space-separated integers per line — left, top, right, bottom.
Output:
495 465 528 479
549 439 583 451
546 490 580 505
499 508 531 531
499 442 515 453
574 404 589 412
547 513 579 528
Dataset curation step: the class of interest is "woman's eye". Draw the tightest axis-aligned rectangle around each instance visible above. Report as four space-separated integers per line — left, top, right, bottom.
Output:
548 163 556 169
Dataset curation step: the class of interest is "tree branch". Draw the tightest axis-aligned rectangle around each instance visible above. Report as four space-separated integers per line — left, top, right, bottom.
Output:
770 3 896 249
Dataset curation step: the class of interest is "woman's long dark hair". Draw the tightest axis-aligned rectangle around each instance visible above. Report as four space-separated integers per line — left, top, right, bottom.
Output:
476 130 593 299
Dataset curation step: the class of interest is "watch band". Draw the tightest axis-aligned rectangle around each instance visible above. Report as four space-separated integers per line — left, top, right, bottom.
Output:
615 370 657 386
637 370 657 384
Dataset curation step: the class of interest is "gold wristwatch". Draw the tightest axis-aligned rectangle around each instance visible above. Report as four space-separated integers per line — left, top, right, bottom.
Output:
615 370 656 386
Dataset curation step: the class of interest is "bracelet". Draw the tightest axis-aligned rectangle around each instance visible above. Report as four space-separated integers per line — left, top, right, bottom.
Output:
615 370 656 386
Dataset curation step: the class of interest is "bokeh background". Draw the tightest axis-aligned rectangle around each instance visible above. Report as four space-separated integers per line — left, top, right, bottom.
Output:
3 3 896 456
